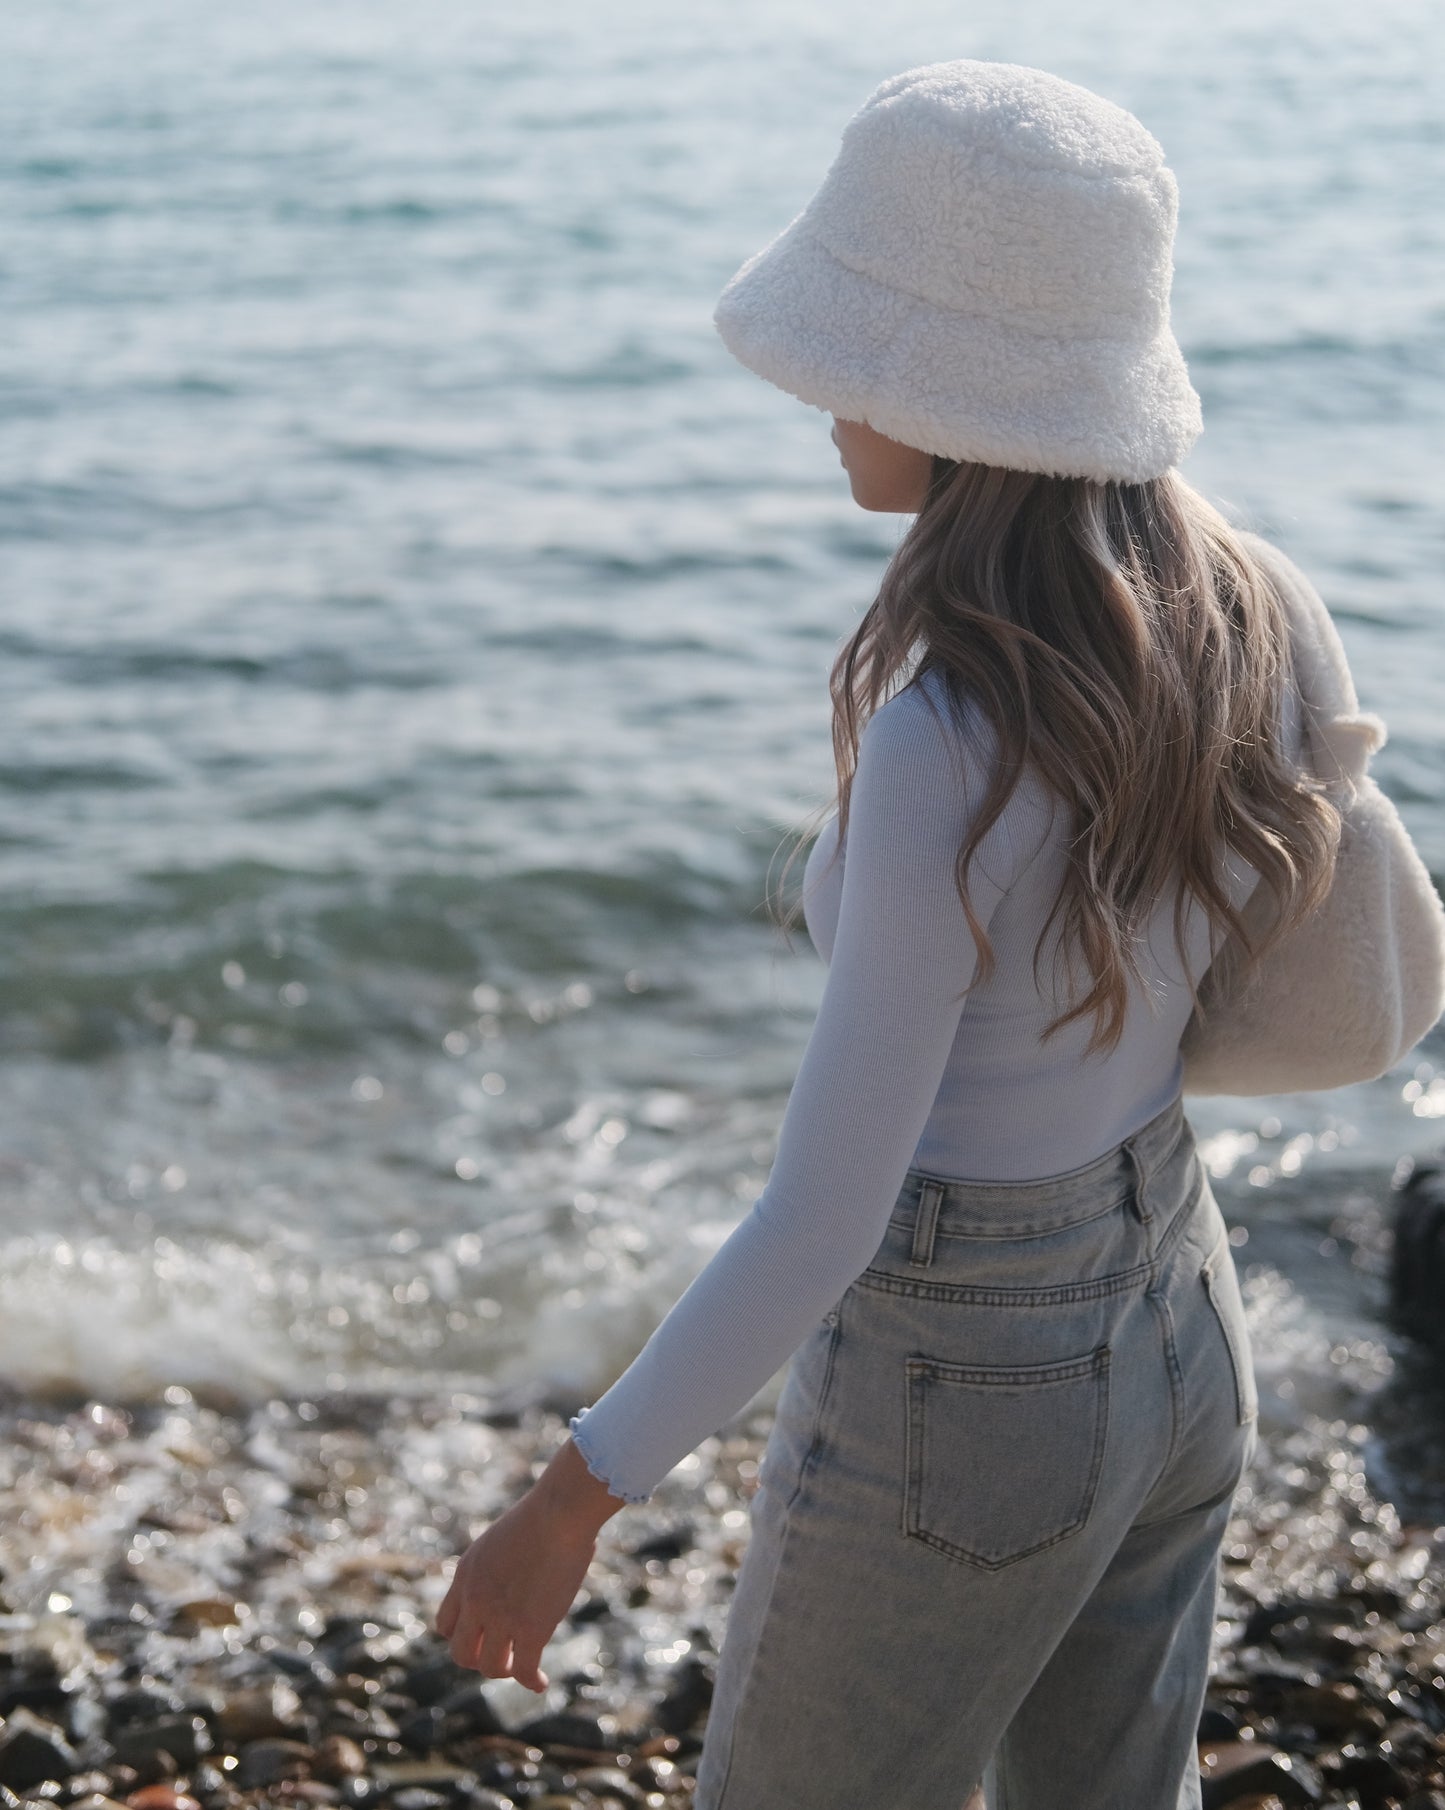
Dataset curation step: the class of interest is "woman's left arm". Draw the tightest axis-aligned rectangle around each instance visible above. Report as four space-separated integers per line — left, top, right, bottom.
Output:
435 1433 629 1684
435 679 1017 1682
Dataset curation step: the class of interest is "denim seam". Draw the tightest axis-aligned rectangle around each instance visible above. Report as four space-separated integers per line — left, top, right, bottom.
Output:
1146 1285 1185 1477
908 1179 945 1266
856 1263 1151 1305
888 1186 1134 1242
1201 1241 1259 1427
707 1308 845 1809
780 1312 844 1514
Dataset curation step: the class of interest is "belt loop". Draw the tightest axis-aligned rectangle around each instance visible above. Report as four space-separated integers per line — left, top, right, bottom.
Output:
1124 1137 1153 1226
909 1179 945 1267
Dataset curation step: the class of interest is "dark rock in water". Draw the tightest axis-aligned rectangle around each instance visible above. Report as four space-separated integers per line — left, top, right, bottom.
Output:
232 1739 315 1789
389 1792 448 1810
396 1657 458 1709
1277 1680 1386 1736
395 1708 447 1756
268 1651 338 1689
652 1659 713 1737
568 1595 610 1626
108 1718 213 1771
459 1793 516 1810
1390 1156 1445 1355
317 1618 376 1652
1241 1598 1337 1646
435 1685 504 1740
0 1682 71 1722
0 1710 84 1792
1199 1747 1322 1808
1402 1792 1445 1810
509 1715 612 1754
625 1529 691 1563
103 1691 185 1731
1322 1743 1409 1798
469 1753 538 1796
1196 1706 1240 1743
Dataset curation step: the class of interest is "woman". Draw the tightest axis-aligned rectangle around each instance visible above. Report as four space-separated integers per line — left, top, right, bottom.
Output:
437 60 1359 1809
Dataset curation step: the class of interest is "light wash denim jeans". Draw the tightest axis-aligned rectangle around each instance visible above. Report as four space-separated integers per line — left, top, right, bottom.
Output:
693 1091 1258 1810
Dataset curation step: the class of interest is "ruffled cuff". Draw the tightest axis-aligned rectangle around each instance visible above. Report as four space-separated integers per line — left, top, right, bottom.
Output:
568 1408 652 1505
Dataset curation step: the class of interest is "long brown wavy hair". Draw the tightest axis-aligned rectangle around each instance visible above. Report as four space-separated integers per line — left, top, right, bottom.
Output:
767 456 1343 1058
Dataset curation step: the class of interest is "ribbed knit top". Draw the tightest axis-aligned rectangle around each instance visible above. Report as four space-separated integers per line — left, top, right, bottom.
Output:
569 642 1303 1504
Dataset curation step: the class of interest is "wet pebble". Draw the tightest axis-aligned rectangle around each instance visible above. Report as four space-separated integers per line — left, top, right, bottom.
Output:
232 1740 314 1789
311 1738 367 1783
109 1719 213 1773
509 1718 612 1755
0 1710 83 1793
571 1769 646 1806
211 1682 306 1744
104 1694 185 1731
124 1790 202 1810
1198 1748 1322 1808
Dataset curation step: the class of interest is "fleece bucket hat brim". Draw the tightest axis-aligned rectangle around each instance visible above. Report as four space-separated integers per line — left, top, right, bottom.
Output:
713 60 1204 484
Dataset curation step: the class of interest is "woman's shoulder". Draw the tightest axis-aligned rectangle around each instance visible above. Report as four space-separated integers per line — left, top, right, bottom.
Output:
860 665 1060 866
863 663 995 764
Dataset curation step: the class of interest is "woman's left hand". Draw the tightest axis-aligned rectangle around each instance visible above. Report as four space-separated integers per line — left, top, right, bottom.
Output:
435 1437 630 1688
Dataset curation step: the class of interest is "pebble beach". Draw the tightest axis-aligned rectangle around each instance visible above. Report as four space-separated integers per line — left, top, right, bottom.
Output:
1 1351 1443 1810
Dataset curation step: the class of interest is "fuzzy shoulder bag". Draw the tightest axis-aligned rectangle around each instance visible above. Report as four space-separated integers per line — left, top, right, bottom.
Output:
1179 537 1445 1096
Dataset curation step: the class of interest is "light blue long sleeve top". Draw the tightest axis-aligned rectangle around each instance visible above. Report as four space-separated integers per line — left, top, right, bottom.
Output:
568 656 1278 1504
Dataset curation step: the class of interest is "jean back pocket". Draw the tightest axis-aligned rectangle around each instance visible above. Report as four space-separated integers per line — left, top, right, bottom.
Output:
1201 1239 1258 1427
904 1345 1111 1570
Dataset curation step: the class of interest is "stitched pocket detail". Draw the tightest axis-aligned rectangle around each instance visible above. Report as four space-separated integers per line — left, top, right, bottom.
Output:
1201 1239 1258 1427
903 1346 1111 1570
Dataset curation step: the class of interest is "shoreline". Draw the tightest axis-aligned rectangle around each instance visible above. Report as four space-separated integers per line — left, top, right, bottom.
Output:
0 1387 1443 1808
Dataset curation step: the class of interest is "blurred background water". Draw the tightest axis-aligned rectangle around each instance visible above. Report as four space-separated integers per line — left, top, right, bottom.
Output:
1 0 1442 1489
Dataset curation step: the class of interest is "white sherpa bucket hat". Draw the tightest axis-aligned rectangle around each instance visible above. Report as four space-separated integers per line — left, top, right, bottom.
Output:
713 59 1203 484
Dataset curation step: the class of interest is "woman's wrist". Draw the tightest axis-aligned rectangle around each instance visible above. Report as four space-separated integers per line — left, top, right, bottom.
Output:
530 1434 632 1531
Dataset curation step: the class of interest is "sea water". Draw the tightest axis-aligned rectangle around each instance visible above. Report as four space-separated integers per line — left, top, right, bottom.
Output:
0 0 1441 1506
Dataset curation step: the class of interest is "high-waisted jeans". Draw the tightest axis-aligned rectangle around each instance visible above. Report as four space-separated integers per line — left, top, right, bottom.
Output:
693 1090 1258 1810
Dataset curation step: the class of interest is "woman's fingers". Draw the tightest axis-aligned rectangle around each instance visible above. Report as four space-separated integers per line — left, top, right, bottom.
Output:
475 1621 512 1679
449 1596 488 1671
508 1633 549 1694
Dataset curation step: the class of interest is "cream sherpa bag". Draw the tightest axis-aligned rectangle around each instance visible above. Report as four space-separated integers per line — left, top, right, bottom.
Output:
1180 539 1445 1095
